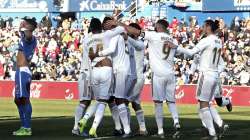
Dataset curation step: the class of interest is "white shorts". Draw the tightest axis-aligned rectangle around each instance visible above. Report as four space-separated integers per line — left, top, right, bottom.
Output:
78 72 92 101
92 67 112 100
152 73 176 102
196 72 218 102
113 69 129 99
127 77 144 104
125 74 137 99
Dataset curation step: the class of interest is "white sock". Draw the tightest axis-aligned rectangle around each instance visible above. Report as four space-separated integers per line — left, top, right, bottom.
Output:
92 102 106 129
127 106 131 126
83 102 98 120
198 111 207 128
210 106 223 127
118 103 131 134
221 97 230 106
155 103 164 135
199 107 216 136
135 110 146 131
167 102 179 125
109 102 122 130
73 104 86 130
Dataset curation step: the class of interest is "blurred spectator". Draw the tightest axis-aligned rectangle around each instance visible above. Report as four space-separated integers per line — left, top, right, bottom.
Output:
41 15 52 30
0 16 249 85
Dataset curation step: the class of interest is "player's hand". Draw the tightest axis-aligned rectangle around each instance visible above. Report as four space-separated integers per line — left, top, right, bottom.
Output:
165 41 176 49
104 20 117 29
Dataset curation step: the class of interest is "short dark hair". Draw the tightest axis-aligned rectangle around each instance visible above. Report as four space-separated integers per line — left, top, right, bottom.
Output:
22 16 37 29
102 16 113 25
129 23 141 30
156 19 169 30
204 19 220 33
89 18 102 33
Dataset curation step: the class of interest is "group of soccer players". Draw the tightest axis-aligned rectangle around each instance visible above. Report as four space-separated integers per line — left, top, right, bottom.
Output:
13 15 232 140
69 17 232 140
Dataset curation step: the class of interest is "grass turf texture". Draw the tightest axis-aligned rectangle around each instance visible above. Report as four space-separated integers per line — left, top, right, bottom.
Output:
0 98 250 140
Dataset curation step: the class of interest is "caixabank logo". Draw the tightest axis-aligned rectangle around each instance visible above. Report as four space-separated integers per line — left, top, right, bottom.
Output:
71 0 130 11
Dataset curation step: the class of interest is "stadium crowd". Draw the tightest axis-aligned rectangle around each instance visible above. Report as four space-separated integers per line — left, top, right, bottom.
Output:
0 15 249 85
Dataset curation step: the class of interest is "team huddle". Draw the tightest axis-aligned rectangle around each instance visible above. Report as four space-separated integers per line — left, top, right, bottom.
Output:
13 16 232 140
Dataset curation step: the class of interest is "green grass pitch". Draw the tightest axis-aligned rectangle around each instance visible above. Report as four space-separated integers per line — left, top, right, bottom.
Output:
0 98 250 140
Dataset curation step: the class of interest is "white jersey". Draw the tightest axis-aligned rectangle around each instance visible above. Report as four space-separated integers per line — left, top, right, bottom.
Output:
83 26 125 66
80 48 91 73
99 35 130 73
144 31 178 76
127 37 145 78
191 54 225 74
177 34 223 72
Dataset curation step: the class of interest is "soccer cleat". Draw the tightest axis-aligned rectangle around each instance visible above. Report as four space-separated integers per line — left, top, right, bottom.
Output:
89 128 98 138
152 133 165 139
113 129 124 136
122 132 133 139
218 123 229 138
137 130 148 136
226 98 232 112
173 123 181 139
174 122 181 131
72 129 80 136
13 128 32 136
78 118 87 134
13 127 24 135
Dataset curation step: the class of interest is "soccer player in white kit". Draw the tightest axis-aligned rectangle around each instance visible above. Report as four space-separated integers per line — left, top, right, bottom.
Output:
190 53 231 139
174 20 228 140
191 54 232 112
78 18 126 137
99 19 132 138
109 19 182 138
71 32 92 136
125 23 148 136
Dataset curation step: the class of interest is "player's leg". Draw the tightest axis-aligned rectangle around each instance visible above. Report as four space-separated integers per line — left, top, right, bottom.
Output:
72 100 90 135
214 81 232 112
152 74 165 138
165 74 181 136
72 72 91 135
108 72 123 136
124 74 137 126
197 73 217 139
89 67 112 137
14 69 25 130
108 96 123 135
130 77 148 135
114 70 132 138
78 102 98 134
13 70 32 136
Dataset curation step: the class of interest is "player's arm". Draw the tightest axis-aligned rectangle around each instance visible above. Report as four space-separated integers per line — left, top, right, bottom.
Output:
127 36 144 50
104 26 126 38
98 36 118 57
104 20 141 37
190 54 200 74
218 55 225 73
176 39 208 56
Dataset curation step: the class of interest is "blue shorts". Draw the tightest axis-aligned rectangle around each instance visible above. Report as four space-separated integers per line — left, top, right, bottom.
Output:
15 67 32 98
